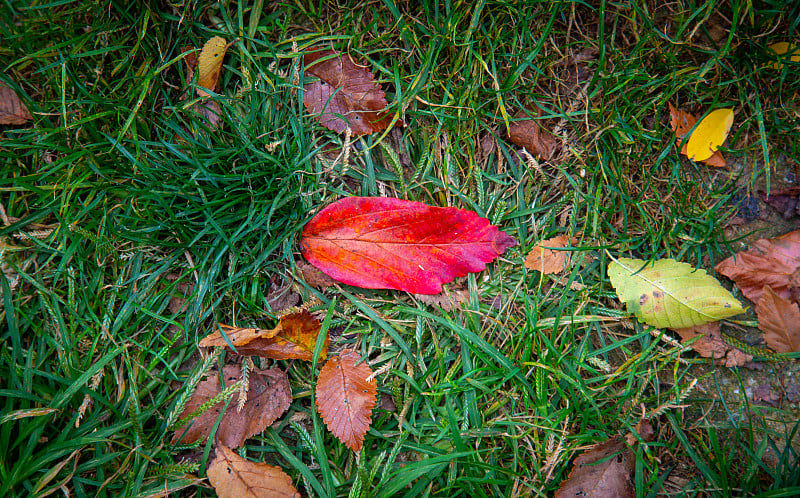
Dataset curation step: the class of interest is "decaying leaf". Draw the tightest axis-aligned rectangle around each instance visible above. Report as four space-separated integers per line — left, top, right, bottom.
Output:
208 444 300 498
233 311 329 361
760 187 800 219
668 103 726 168
414 286 469 312
716 230 800 306
525 235 575 274
295 260 336 289
674 322 753 367
300 197 517 294
767 42 800 70
200 324 280 348
302 49 394 135
171 366 291 448
0 80 33 125
508 107 559 161
757 286 800 353
316 351 377 452
555 421 654 498
608 257 744 328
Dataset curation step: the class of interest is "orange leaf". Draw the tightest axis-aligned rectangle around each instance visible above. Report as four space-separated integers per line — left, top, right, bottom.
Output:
171 366 291 448
757 286 800 353
524 235 575 274
0 81 33 125
302 49 395 135
674 322 752 367
508 108 559 160
233 310 329 361
316 351 377 452
716 229 800 306
300 197 517 294
667 103 727 168
208 444 300 498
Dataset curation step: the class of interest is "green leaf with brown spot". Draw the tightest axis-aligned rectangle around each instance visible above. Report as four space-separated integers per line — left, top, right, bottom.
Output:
608 257 743 328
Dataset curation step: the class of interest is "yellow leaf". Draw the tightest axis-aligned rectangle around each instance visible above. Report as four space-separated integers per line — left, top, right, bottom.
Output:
767 42 800 70
685 108 734 162
197 36 229 96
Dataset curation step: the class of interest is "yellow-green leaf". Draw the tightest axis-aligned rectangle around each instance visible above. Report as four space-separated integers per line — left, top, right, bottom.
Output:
685 108 734 162
608 257 743 329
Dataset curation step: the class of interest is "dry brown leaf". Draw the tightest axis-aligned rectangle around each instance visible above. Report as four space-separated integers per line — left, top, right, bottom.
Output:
302 49 394 135
233 310 328 361
667 103 726 168
674 322 753 367
316 351 377 452
760 187 800 219
508 108 559 161
556 421 653 498
414 288 469 312
0 80 33 125
758 286 800 353
208 444 300 498
525 235 575 274
171 366 291 448
200 324 278 348
716 230 800 306
295 260 336 289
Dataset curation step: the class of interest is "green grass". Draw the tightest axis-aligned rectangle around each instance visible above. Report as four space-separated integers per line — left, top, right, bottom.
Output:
2 0 800 496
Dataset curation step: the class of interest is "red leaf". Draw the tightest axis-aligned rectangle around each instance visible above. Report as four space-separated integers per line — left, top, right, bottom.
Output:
302 49 395 135
715 230 800 306
300 197 517 294
208 444 300 498
757 286 800 353
316 351 377 452
171 366 291 448
760 187 800 219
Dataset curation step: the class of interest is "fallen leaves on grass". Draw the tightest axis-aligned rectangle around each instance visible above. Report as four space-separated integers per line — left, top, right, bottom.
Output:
179 36 233 133
715 230 800 306
668 103 727 167
295 260 336 289
525 235 575 274
300 197 517 294
414 285 469 312
760 187 800 219
767 42 800 70
206 311 329 361
171 365 291 448
757 286 800 353
208 444 300 498
508 107 559 160
0 80 33 125
555 420 654 498
316 351 377 452
674 322 753 367
608 257 744 328
302 49 394 135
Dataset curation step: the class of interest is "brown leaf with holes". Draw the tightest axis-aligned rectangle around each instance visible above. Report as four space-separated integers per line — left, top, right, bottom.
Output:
674 322 752 367
556 421 653 498
716 230 800 306
234 310 329 361
758 286 800 353
316 351 377 451
668 103 726 168
208 444 300 498
525 235 575 274
414 287 469 312
760 187 800 219
171 366 291 448
302 49 394 135
0 80 33 125
508 108 558 161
